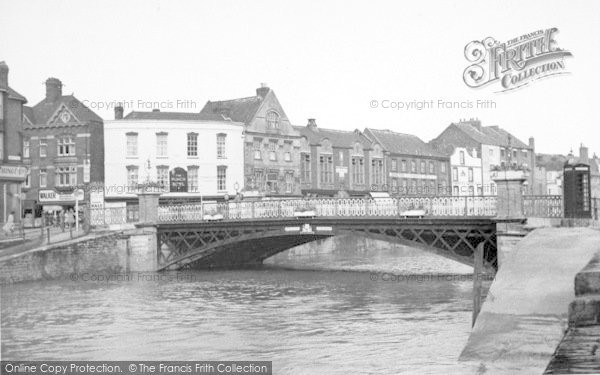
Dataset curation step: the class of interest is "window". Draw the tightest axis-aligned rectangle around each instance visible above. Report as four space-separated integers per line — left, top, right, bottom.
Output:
468 186 475 196
23 139 30 158
127 166 138 191
285 172 294 193
57 136 76 156
489 149 494 156
512 150 517 159
0 133 3 159
391 178 398 190
254 169 264 190
352 157 364 184
126 133 138 157
452 167 458 182
459 151 465 165
391 159 398 172
468 168 474 182
156 133 168 157
440 162 446 173
301 154 311 183
156 166 169 189
268 141 277 161
253 140 262 160
522 149 528 158
284 152 291 162
429 161 435 174
420 161 426 173
320 155 333 184
401 160 407 172
23 170 30 188
372 159 384 185
188 166 198 192
39 168 47 187
429 180 435 195
453 186 459 196
501 148 505 158
39 138 47 158
56 166 77 187
217 166 227 191
187 133 198 157
217 133 226 158
266 111 280 129
410 160 416 173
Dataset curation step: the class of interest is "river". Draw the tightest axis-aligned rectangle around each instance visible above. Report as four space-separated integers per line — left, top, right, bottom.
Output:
1 236 489 374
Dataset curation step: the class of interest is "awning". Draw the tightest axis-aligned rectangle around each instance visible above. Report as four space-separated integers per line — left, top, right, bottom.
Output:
42 205 64 211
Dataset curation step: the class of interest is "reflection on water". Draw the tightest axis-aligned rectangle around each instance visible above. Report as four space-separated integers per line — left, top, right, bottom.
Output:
1 236 485 374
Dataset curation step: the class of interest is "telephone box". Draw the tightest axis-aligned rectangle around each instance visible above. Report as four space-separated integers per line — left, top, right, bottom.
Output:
563 162 591 218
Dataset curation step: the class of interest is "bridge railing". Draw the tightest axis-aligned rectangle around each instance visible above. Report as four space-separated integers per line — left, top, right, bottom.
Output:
157 196 498 223
522 195 563 218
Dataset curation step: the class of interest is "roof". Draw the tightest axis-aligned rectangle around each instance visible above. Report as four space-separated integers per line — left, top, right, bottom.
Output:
5 87 27 102
365 128 447 158
29 95 102 125
23 106 35 123
294 125 371 148
198 96 263 124
453 121 530 149
536 153 568 171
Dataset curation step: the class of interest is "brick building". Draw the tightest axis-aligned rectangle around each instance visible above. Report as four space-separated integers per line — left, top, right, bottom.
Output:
363 128 451 195
22 78 104 217
199 84 302 196
0 62 28 222
294 119 374 196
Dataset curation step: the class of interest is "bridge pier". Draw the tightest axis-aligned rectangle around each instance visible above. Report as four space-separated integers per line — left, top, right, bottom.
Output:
492 170 529 269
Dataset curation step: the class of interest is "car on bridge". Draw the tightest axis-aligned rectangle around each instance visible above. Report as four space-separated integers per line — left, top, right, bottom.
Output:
294 205 317 218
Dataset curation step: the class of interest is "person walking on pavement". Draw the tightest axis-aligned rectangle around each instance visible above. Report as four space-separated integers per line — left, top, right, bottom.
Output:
3 211 15 236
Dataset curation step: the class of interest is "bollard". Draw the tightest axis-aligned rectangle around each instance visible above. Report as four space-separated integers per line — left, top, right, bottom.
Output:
46 227 50 244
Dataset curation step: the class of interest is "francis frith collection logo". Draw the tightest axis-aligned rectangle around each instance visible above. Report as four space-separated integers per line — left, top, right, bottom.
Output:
463 28 572 92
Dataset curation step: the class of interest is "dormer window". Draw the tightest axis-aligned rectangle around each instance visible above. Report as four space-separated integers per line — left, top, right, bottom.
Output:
266 111 280 129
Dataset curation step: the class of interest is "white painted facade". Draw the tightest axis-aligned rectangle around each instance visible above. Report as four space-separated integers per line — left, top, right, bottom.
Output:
104 119 244 201
449 147 484 196
481 144 501 195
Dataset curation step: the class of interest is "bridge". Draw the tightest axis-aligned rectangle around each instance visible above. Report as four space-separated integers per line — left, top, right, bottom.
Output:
154 196 504 272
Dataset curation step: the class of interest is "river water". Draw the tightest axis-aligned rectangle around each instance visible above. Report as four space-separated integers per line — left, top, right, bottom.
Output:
1 236 489 374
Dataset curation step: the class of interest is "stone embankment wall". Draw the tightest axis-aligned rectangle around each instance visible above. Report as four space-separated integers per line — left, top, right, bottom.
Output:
0 227 157 285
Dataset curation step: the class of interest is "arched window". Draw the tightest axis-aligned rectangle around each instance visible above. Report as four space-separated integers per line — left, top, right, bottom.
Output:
266 111 280 129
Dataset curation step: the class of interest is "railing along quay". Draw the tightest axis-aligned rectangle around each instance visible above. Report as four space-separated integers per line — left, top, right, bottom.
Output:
523 195 563 218
157 196 498 223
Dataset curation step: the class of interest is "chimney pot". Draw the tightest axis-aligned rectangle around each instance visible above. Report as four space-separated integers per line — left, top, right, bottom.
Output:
579 143 589 162
114 103 124 120
307 118 317 128
45 77 63 103
256 83 270 98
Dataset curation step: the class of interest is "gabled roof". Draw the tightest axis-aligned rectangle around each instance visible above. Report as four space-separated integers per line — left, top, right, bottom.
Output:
124 111 205 121
453 122 530 149
23 106 35 124
294 125 371 149
364 128 446 158
5 87 27 102
198 96 263 124
29 95 102 125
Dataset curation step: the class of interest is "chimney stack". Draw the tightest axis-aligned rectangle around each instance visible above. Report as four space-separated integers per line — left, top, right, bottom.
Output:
45 77 62 102
0 61 8 90
307 118 317 129
114 103 124 120
528 137 535 150
256 83 269 98
579 143 589 163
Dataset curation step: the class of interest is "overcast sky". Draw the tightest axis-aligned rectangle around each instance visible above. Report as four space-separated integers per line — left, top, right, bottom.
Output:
1 0 598 155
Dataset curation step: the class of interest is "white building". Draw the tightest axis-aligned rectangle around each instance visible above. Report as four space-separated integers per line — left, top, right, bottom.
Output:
449 147 483 196
103 109 244 204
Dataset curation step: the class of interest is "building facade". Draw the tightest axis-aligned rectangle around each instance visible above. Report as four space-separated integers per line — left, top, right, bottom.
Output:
0 62 28 222
199 84 302 196
363 128 451 196
430 118 537 195
22 78 104 217
448 147 483 196
294 120 374 196
104 109 244 204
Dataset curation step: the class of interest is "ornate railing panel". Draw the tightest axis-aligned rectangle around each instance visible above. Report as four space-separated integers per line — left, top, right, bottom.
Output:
523 195 563 218
157 196 499 223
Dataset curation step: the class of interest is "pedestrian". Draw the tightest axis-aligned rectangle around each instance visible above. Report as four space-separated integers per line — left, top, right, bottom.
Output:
65 209 74 229
2 211 15 236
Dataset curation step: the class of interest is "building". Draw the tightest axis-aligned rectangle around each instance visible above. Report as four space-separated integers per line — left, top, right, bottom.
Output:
294 119 374 196
0 62 28 222
363 128 451 196
103 108 244 205
536 153 567 195
199 84 302 196
446 146 483 196
430 118 536 195
22 78 104 217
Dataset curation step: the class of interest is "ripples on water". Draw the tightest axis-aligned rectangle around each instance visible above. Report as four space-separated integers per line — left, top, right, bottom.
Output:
1 237 488 374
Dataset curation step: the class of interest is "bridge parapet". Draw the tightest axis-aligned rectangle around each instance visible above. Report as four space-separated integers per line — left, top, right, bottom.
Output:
156 196 498 223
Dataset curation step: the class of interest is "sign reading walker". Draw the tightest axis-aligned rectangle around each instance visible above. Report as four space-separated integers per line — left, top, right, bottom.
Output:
463 28 573 92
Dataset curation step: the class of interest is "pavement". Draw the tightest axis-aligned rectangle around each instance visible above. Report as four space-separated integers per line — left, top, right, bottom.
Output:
0 226 88 259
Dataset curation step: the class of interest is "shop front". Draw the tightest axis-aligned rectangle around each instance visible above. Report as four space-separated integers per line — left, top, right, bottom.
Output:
0 164 27 223
35 188 85 227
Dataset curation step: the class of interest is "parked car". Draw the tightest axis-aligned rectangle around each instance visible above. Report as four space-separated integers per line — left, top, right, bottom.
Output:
399 209 426 218
294 206 317 218
203 213 224 221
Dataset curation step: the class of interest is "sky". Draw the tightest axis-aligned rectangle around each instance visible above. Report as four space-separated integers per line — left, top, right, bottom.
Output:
1 0 599 155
